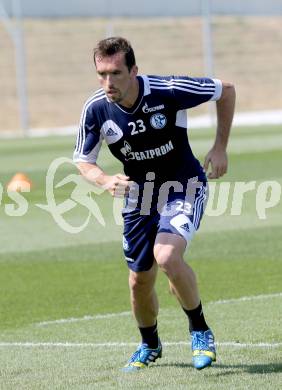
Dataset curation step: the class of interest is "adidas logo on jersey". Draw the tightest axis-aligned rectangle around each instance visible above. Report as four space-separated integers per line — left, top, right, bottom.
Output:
106 127 118 136
180 223 190 232
101 120 123 145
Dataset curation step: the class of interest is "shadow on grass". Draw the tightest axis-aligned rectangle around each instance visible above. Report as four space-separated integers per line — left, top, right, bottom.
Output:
153 362 282 374
214 362 282 375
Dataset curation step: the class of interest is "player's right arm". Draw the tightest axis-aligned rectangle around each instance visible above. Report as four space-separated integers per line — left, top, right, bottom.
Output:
77 161 131 197
73 98 131 197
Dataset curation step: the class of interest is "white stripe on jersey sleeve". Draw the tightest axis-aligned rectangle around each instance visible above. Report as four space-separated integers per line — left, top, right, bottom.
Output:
73 133 104 164
149 77 215 88
150 85 215 95
148 76 219 97
75 90 106 154
210 79 222 101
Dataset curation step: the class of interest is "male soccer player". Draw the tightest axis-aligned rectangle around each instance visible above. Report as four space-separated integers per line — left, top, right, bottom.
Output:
73 37 235 371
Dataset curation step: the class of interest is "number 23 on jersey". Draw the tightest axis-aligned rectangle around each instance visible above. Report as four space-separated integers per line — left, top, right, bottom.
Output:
128 119 146 135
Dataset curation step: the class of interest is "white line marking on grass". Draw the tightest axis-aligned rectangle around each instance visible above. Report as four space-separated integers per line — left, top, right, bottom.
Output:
207 292 282 305
36 311 132 327
35 292 282 327
0 341 281 348
216 342 282 348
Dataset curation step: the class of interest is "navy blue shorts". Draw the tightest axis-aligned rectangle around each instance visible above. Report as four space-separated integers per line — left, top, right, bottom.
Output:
122 180 208 272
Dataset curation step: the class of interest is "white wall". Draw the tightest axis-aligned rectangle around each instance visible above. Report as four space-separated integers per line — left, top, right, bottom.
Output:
2 0 282 17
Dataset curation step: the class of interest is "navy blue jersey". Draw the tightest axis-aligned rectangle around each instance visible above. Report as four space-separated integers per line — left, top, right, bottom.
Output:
73 75 222 183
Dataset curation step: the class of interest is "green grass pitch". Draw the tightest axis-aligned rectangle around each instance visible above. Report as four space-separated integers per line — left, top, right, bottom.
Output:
0 125 281 389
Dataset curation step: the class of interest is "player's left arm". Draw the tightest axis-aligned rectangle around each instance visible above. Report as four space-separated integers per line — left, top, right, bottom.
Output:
204 81 236 179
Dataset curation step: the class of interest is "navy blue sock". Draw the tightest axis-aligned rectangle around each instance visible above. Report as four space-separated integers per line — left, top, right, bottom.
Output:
138 322 159 349
182 302 209 332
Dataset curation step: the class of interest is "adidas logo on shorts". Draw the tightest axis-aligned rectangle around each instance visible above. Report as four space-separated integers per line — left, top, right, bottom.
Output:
180 223 190 232
106 127 118 136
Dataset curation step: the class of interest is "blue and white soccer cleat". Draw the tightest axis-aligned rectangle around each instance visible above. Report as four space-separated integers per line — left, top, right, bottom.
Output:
191 329 216 370
122 340 162 372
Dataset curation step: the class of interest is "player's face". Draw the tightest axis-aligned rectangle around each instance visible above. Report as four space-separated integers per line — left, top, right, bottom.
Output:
95 52 138 105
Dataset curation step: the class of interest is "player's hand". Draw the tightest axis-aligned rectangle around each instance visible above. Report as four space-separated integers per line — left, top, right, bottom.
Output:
203 147 228 179
102 173 133 197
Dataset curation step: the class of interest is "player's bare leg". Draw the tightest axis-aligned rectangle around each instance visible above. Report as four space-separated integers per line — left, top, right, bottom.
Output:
128 260 159 327
154 232 216 370
123 261 162 372
154 232 200 309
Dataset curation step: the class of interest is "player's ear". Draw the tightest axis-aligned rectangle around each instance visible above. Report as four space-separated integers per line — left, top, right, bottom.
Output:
131 65 138 77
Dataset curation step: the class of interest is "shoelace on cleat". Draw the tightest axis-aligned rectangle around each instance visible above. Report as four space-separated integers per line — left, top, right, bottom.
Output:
128 346 142 363
192 332 211 350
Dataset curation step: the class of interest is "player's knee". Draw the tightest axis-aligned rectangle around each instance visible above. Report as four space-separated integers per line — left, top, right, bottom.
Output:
154 247 181 276
128 271 154 294
128 272 142 292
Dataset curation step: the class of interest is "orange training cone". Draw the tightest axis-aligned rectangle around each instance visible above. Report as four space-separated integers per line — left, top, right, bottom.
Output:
6 173 32 192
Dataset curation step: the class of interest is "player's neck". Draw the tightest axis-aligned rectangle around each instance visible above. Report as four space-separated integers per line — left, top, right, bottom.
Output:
119 78 139 108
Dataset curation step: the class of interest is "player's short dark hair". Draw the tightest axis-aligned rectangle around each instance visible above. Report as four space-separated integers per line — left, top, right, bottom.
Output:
93 37 136 71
